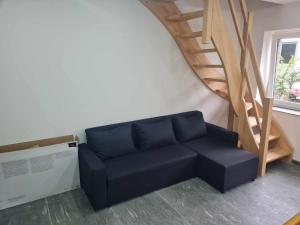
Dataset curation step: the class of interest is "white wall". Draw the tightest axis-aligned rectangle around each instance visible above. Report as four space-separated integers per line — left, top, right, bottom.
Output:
0 0 228 146
251 1 300 161
273 111 300 161
252 1 300 61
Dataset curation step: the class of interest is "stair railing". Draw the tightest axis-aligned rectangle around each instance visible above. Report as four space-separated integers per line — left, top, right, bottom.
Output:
203 0 273 176
202 0 213 44
228 0 273 176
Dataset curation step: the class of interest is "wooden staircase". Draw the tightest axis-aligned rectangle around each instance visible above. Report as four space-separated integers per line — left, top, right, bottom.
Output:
140 0 294 176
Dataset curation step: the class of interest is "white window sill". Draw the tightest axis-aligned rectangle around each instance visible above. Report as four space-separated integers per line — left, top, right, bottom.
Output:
273 107 300 116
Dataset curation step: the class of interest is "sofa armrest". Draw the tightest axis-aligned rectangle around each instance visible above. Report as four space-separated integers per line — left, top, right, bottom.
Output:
78 144 107 210
205 123 239 147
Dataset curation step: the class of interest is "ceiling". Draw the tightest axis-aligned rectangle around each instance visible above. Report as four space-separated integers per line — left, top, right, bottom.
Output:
245 0 300 10
262 0 300 4
245 0 276 10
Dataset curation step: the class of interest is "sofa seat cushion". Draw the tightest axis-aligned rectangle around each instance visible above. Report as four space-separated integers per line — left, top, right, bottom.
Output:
185 137 257 168
104 145 197 205
185 137 259 192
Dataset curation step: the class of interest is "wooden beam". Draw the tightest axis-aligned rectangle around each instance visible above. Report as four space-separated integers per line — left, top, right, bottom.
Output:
245 102 253 111
239 0 248 22
215 89 229 100
228 0 245 50
166 10 204 21
177 31 202 39
258 98 273 176
188 48 217 54
245 70 262 131
193 64 224 69
248 37 267 100
202 0 213 43
203 75 226 82
0 135 75 154
227 104 235 131
239 12 253 109
241 12 253 68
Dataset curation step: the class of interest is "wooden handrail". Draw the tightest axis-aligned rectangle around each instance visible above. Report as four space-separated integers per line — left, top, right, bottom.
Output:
248 37 267 101
202 0 213 44
245 71 262 130
241 12 252 65
233 0 266 101
228 0 245 50
229 0 267 116
0 135 76 154
239 0 249 22
239 12 262 131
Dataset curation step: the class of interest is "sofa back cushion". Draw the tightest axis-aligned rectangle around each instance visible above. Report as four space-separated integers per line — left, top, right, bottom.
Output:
134 118 177 150
86 125 136 160
173 113 207 142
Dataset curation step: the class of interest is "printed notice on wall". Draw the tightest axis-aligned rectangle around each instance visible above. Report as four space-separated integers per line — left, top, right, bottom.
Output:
30 154 54 174
55 151 73 159
1 159 29 179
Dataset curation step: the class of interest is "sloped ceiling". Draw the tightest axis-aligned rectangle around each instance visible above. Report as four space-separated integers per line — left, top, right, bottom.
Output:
246 0 276 10
246 0 300 10
262 0 300 4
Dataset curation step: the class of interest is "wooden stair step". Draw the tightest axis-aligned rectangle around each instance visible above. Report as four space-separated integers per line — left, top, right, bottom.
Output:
203 75 226 83
254 133 280 144
193 64 224 69
248 116 262 128
215 89 229 99
156 0 176 1
177 31 202 39
166 10 204 21
245 102 253 111
188 48 217 54
267 147 291 163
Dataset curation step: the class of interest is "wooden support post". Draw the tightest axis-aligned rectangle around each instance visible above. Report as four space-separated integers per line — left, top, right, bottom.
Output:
248 37 267 99
228 0 245 50
202 0 213 44
258 98 273 176
239 0 249 22
241 12 253 68
227 104 235 131
238 12 252 119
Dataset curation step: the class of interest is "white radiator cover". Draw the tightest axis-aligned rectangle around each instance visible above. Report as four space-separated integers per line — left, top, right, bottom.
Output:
0 143 80 210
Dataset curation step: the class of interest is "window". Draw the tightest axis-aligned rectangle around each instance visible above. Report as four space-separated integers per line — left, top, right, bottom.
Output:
280 42 297 64
274 38 300 106
261 30 300 111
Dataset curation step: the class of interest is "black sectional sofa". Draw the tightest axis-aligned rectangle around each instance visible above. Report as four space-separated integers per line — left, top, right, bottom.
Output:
79 111 259 211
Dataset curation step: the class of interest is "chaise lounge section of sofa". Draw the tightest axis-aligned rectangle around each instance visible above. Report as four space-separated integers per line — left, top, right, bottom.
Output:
79 111 259 211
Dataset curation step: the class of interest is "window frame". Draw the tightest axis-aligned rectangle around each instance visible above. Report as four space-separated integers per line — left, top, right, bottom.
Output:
267 30 300 111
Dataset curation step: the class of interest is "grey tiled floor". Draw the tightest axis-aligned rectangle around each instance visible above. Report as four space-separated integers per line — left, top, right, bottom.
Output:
1 162 300 225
